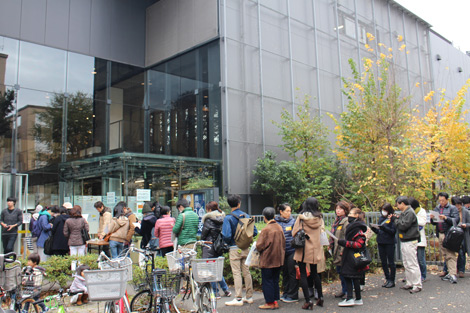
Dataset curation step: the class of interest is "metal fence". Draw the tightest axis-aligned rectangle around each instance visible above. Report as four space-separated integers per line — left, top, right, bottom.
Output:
253 212 443 265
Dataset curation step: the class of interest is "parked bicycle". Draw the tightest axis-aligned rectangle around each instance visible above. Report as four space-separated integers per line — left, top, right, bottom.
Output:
129 246 158 312
84 249 133 313
32 288 79 313
167 241 224 313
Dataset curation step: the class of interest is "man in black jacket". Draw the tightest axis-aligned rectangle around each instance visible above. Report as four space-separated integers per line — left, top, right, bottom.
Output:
431 192 459 283
395 196 422 293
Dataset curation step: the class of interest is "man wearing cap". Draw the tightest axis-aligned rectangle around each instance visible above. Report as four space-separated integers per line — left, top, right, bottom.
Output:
0 197 23 253
63 202 73 215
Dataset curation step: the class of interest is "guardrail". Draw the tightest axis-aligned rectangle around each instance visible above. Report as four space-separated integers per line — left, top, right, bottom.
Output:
252 212 443 265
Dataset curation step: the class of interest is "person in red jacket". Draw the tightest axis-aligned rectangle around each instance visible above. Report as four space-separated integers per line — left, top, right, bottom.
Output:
154 206 175 256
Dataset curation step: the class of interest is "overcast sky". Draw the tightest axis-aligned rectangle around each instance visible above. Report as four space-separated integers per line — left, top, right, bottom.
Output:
396 0 470 53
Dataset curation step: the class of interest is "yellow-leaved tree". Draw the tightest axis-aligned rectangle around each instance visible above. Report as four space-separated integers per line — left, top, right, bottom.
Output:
407 81 470 200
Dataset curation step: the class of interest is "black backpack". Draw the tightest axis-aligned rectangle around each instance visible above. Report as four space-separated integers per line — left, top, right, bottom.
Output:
443 224 464 252
212 231 229 256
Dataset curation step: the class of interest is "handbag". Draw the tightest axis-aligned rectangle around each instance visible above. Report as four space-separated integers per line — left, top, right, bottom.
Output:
81 218 90 244
44 234 54 255
291 220 309 249
351 249 371 269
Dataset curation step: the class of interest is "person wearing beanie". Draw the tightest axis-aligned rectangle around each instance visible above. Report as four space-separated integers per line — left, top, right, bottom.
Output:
135 203 158 250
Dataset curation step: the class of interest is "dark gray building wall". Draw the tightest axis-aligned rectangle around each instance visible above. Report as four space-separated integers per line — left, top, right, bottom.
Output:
0 0 155 67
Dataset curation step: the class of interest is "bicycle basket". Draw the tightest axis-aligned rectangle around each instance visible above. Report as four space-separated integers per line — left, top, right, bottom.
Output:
0 260 21 291
151 270 181 298
166 249 196 273
84 268 127 301
99 256 133 281
20 271 43 298
191 257 224 283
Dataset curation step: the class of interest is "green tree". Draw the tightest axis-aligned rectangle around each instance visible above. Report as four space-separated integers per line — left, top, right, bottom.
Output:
32 91 93 164
0 89 14 138
252 151 310 209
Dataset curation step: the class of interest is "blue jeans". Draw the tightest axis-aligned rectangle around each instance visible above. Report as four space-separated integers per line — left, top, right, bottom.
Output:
443 247 466 273
417 246 427 280
211 277 229 295
109 240 124 259
2 234 17 254
336 266 347 294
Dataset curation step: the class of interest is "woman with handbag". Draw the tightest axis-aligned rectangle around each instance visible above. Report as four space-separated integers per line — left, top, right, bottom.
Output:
337 207 369 307
105 202 130 259
51 206 70 256
256 207 285 310
330 201 350 299
63 205 89 256
292 197 325 310
201 201 231 299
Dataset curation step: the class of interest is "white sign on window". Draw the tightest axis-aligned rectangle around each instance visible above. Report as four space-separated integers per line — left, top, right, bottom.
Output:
136 189 151 202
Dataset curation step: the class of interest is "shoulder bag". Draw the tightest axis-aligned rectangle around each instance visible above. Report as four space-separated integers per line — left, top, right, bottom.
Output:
291 220 309 249
81 218 90 244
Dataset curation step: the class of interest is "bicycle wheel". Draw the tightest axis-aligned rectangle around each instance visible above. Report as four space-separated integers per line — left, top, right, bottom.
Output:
198 283 215 313
19 298 39 313
130 290 153 312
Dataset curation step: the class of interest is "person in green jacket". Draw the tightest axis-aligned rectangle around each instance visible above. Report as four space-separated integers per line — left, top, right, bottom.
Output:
172 199 199 248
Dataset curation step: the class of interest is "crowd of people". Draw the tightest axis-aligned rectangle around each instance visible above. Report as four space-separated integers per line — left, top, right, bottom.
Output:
1 192 470 309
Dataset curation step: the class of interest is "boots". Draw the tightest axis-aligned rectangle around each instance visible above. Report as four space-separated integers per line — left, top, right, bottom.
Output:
81 294 89 304
76 294 83 306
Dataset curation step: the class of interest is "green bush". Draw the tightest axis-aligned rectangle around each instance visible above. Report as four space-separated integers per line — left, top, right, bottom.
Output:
40 254 99 288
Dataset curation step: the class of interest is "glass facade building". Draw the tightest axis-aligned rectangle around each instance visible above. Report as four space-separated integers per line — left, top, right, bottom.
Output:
0 36 221 209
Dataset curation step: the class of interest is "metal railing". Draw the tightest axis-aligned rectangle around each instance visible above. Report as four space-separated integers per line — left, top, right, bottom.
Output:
253 212 443 265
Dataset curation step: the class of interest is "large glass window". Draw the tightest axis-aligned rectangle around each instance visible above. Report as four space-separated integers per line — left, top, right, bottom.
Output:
148 41 221 159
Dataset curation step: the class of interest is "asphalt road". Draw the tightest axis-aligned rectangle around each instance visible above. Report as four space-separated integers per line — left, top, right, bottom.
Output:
216 268 469 313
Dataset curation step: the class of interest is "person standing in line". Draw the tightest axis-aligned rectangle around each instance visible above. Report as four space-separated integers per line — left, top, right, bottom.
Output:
337 208 369 307
452 197 469 278
172 199 199 249
275 203 299 303
63 205 89 256
0 197 23 254
29 204 43 253
154 206 175 256
36 206 53 261
331 201 350 299
222 194 258 307
371 203 396 288
51 206 70 256
409 197 427 282
94 201 112 240
431 192 459 283
292 197 325 310
135 203 157 249
257 207 285 310
106 202 130 258
395 196 422 293
201 201 231 299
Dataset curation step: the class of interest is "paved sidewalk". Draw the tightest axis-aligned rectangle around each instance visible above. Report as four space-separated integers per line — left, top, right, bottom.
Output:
70 268 470 312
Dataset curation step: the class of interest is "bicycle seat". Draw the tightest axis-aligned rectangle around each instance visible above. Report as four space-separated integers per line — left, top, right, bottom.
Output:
153 268 166 276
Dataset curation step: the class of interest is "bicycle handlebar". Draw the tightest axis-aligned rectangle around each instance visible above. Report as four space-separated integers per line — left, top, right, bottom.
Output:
0 252 17 263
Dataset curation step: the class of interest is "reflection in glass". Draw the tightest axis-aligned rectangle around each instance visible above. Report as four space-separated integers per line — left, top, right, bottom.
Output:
18 41 66 93
67 52 95 97
0 36 19 87
0 86 14 172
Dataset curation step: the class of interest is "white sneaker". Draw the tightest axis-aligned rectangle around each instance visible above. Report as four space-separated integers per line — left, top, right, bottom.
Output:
242 297 254 304
338 299 355 307
354 299 363 306
225 298 243 306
